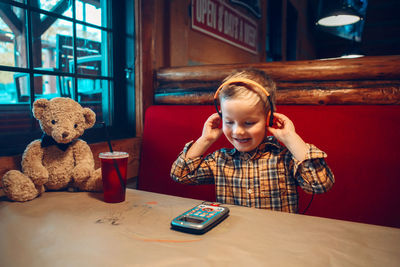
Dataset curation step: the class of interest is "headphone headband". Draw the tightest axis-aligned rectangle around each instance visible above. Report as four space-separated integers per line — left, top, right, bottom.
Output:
213 77 275 127
214 77 270 100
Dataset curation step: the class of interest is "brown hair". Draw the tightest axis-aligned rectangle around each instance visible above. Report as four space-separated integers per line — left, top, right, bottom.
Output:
218 68 276 113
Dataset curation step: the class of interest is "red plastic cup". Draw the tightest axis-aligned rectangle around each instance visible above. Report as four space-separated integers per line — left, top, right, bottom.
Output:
99 151 129 203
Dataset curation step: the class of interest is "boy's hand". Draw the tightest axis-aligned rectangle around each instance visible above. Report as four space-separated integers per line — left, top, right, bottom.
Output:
268 113 295 143
268 112 308 162
201 113 223 143
186 113 222 159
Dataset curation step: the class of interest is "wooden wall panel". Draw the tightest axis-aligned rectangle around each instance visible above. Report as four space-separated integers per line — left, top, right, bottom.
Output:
188 30 262 65
290 0 316 60
169 0 266 66
154 55 400 105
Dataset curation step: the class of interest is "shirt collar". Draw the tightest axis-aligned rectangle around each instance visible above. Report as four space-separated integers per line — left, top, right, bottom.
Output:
227 136 282 159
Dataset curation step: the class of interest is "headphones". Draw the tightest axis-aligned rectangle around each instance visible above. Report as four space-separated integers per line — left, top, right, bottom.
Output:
213 77 275 127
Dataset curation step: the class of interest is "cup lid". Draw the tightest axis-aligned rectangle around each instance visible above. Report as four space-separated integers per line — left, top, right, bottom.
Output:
99 151 129 159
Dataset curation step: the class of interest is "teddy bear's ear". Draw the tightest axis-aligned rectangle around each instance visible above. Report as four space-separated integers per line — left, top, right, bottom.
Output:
33 98 50 120
83 107 96 129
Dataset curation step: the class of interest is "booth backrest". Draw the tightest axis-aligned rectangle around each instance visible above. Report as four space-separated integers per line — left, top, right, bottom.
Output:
138 104 400 228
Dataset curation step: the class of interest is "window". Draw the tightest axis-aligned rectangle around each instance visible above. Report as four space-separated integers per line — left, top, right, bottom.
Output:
0 0 134 155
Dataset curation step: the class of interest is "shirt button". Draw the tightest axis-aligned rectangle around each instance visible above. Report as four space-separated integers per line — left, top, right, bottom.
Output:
247 189 253 194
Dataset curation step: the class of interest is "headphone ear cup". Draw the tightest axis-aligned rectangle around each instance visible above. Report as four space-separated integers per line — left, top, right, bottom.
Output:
269 112 274 127
266 111 275 127
214 98 223 118
266 96 275 127
266 111 272 127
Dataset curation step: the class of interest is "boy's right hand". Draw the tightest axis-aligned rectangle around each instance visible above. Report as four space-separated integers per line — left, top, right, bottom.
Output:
201 113 223 144
185 113 223 159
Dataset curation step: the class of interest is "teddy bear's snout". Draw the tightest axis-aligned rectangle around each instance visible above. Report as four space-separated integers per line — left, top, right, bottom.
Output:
51 124 79 143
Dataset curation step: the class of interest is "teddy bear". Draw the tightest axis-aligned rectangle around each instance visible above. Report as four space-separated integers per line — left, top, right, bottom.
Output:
1 97 102 202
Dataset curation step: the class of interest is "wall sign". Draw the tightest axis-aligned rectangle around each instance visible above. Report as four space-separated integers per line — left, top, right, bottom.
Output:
191 0 258 54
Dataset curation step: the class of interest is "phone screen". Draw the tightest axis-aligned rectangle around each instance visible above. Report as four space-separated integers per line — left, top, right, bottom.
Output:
178 216 206 224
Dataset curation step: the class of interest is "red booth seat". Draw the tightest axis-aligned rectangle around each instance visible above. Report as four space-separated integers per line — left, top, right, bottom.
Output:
138 105 400 228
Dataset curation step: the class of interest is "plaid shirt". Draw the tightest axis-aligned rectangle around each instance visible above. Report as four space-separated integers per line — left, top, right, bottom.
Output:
171 136 334 213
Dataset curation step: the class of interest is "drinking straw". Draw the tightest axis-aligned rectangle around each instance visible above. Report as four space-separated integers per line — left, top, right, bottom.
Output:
99 122 126 189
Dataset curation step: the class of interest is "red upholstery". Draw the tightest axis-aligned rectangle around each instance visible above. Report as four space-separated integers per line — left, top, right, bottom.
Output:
138 105 400 228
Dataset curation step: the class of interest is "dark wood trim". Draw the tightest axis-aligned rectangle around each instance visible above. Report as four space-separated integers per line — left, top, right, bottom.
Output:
154 55 400 105
157 56 400 82
134 0 144 136
136 0 158 135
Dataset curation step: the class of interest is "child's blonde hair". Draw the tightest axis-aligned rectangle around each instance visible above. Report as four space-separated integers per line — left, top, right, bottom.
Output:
218 68 276 114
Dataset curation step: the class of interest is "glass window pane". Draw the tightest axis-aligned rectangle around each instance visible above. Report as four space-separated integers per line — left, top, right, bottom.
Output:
0 70 28 104
79 79 110 124
76 0 105 27
0 0 123 156
38 0 72 18
77 77 103 100
31 74 73 99
33 74 60 99
58 75 73 97
0 70 31 132
15 72 29 103
2 71 73 103
32 12 73 71
57 34 75 73
76 25 109 77
0 5 27 68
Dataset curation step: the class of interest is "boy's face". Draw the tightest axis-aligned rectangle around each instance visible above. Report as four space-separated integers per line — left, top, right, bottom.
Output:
220 98 267 152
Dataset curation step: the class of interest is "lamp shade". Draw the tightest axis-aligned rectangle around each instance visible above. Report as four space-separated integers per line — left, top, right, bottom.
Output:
316 0 366 27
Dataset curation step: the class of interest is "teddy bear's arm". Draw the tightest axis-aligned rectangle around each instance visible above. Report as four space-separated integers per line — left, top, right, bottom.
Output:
21 140 49 186
71 139 95 183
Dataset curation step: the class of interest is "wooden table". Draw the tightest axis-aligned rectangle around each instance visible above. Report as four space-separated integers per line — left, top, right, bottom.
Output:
1 189 399 266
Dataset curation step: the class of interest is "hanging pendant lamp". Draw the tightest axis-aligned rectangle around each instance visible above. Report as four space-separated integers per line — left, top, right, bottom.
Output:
316 0 366 27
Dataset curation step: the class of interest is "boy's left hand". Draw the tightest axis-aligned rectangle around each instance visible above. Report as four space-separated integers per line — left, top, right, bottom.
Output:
268 113 309 162
268 113 308 161
267 113 296 143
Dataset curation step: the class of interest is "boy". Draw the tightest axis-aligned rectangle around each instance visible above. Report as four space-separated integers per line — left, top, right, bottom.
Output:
170 69 334 213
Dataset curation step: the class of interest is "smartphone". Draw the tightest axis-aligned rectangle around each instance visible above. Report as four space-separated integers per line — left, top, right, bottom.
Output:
171 202 230 234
